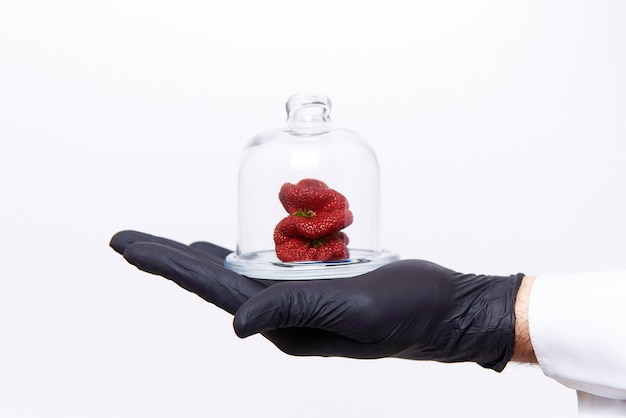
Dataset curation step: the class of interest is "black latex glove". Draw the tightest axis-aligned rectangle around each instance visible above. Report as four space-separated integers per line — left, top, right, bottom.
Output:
110 230 523 372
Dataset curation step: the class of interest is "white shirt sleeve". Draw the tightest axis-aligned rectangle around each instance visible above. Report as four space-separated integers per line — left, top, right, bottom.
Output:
529 271 626 416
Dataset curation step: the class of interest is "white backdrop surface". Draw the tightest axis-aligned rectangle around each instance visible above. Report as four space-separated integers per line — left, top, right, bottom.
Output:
1 1 625 417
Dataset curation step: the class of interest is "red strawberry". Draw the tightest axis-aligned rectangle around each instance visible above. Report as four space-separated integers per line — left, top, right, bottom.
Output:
274 179 352 262
275 233 350 262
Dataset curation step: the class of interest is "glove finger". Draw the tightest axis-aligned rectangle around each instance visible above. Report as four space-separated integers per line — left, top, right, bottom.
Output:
190 241 232 259
110 230 189 254
233 279 362 338
189 242 278 289
111 230 233 270
123 242 265 314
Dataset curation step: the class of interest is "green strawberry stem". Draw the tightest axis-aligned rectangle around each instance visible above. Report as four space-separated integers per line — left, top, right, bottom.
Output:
291 209 316 218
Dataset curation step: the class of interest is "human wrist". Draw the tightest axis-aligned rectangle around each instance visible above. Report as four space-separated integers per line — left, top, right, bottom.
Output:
511 276 538 364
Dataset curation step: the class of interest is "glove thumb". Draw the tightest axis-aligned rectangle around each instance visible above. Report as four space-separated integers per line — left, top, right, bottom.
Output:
233 281 340 338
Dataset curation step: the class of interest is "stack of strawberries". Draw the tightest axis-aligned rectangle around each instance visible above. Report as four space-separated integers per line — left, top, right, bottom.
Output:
273 178 353 262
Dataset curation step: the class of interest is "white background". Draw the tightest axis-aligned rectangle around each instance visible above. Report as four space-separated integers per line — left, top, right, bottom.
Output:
1 1 625 417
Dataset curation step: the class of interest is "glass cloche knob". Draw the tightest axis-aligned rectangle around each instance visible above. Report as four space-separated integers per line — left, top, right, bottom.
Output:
224 93 399 279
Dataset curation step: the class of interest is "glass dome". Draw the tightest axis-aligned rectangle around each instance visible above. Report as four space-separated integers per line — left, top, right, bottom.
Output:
224 93 398 279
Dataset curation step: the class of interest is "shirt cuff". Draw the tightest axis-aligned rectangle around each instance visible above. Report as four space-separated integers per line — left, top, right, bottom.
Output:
528 270 626 400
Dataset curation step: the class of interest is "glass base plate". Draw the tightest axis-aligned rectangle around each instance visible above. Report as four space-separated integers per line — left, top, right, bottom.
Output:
224 249 400 280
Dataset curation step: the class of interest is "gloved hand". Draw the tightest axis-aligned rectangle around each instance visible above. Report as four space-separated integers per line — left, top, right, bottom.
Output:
110 230 523 372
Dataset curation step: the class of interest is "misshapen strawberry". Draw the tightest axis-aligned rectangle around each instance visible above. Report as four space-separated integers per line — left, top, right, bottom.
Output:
275 232 350 262
279 179 349 215
274 179 352 262
273 208 353 241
